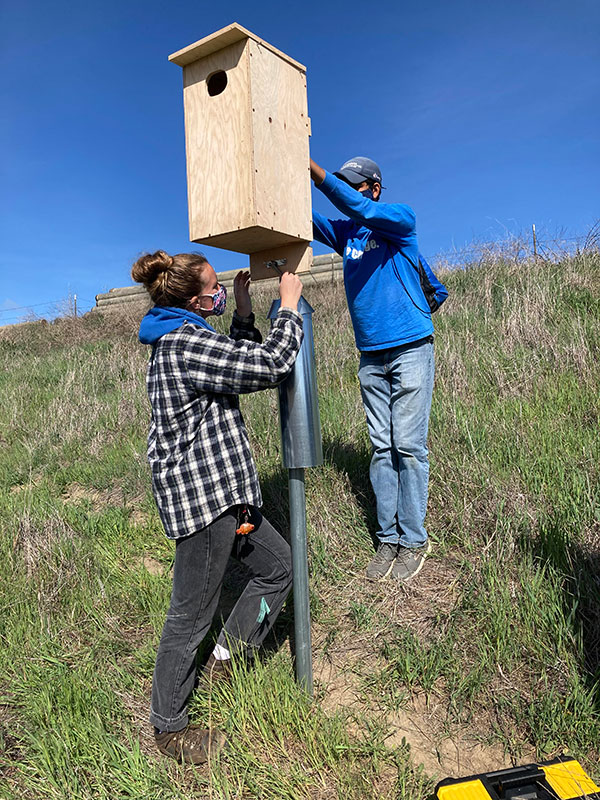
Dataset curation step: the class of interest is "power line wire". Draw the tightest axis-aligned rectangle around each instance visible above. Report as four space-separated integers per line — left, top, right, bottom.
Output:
0 299 63 315
1 232 593 323
0 296 95 317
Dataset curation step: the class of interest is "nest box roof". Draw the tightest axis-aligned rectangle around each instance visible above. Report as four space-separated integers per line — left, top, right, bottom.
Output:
168 22 306 72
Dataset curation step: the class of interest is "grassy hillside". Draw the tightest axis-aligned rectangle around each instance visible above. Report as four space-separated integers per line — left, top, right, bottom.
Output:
1 252 599 799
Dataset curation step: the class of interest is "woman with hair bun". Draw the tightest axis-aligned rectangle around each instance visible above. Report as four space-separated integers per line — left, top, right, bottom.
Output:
132 250 303 764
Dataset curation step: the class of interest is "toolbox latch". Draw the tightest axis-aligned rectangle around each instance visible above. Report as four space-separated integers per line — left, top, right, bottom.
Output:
500 768 546 800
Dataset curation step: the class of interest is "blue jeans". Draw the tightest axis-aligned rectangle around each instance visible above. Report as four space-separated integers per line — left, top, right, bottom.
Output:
358 337 434 549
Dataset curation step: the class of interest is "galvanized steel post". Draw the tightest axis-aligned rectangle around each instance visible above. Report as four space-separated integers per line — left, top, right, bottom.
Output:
288 467 312 693
268 296 323 694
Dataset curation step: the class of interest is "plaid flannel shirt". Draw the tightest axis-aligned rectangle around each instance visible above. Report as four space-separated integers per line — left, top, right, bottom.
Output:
146 308 303 539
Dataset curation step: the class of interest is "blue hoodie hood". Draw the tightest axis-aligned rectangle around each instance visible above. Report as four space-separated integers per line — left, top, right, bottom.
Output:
138 305 215 345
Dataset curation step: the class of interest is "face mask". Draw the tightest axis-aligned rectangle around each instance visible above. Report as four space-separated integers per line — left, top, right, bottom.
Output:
359 187 374 201
202 284 227 315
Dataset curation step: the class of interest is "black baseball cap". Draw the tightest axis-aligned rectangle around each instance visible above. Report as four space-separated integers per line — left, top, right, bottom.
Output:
334 156 383 186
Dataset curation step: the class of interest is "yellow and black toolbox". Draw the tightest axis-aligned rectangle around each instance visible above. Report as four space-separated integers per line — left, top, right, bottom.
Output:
435 756 600 800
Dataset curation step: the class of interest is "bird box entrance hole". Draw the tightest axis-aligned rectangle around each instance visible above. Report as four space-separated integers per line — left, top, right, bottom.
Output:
169 23 313 280
207 70 228 96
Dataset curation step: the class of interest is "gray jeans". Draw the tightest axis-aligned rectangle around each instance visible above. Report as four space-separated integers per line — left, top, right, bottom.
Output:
149 506 292 732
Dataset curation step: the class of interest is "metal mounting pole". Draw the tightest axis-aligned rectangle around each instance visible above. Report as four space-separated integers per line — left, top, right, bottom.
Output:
288 467 313 693
268 295 322 695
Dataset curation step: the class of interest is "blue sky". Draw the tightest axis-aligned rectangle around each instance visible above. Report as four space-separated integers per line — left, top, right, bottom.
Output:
1 0 599 321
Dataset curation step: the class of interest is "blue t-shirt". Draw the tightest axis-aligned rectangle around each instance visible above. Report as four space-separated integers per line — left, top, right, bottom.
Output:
313 171 434 352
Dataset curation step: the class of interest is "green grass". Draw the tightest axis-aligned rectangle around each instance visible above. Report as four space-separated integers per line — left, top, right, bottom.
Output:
1 252 599 798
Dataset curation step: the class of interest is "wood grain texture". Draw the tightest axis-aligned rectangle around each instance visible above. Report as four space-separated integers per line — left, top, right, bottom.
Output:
169 22 306 71
194 226 309 253
249 38 312 244
182 39 254 243
174 25 312 268
249 243 312 281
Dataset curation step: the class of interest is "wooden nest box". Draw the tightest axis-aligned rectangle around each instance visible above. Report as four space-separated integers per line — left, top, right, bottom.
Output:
169 23 312 279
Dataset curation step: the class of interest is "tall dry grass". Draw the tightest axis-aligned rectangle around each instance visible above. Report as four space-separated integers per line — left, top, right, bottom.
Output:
0 248 598 798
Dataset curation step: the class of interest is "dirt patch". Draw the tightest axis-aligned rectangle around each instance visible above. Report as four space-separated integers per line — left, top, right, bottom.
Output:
62 483 148 520
383 691 532 779
383 555 464 636
9 475 43 495
313 652 534 781
62 483 125 511
130 510 151 527
310 553 539 783
310 554 464 674
139 556 165 576
314 655 364 714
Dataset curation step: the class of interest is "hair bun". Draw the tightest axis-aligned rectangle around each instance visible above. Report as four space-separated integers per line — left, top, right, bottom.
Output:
131 250 174 286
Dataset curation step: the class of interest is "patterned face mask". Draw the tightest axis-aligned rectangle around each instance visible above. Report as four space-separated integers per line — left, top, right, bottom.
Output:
202 284 227 316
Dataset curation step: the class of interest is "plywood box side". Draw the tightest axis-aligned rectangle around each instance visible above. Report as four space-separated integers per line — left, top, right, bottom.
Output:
181 40 256 243
249 243 312 280
249 39 312 243
169 22 306 72
193 227 308 253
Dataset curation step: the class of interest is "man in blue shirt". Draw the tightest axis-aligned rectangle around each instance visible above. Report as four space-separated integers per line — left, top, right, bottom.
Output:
311 156 444 581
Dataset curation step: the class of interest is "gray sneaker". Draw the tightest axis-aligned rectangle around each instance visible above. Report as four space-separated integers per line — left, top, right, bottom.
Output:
390 541 432 582
366 542 398 580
